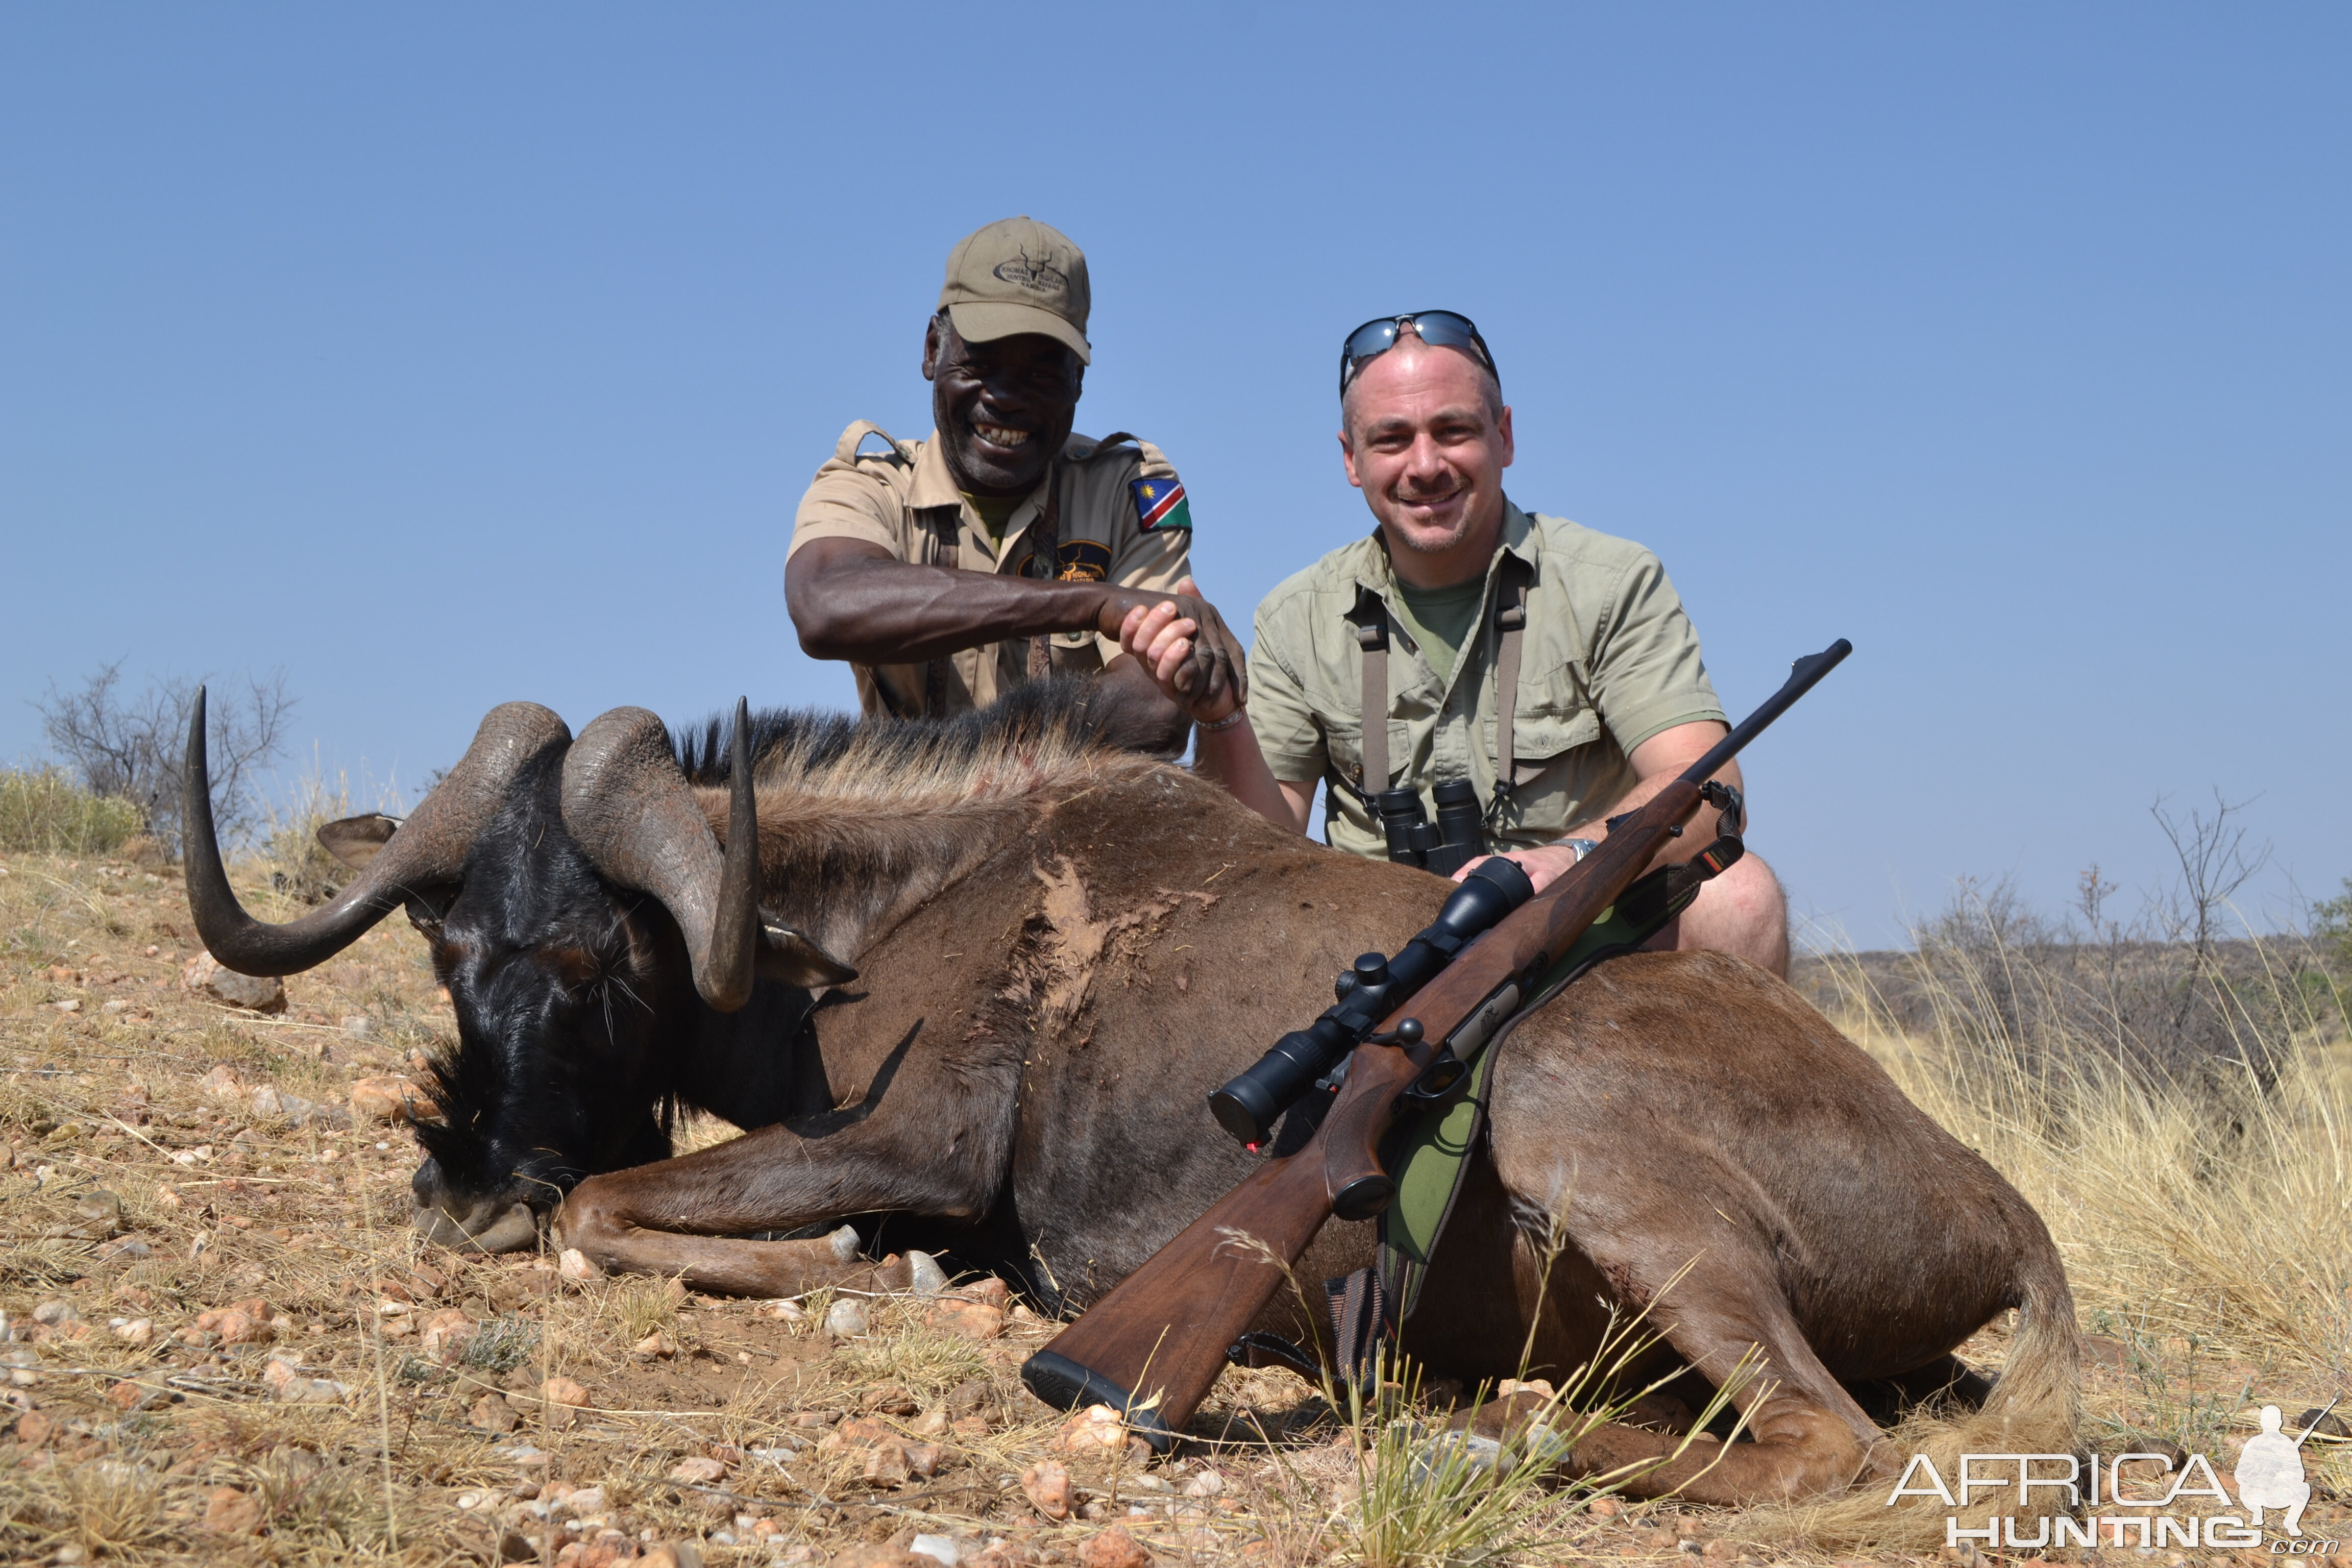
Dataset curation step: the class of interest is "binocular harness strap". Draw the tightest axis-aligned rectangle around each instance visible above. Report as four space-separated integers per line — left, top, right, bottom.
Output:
1488 554 1531 829
1351 554 1533 825
1353 589 1390 795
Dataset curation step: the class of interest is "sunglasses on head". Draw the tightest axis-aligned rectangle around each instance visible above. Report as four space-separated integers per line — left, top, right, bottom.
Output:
1338 311 1499 398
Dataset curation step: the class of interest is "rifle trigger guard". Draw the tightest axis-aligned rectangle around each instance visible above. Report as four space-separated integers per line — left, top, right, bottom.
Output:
1401 1048 1471 1107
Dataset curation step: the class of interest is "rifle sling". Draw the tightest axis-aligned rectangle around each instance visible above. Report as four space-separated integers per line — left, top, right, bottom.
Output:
1027 638 1843 1433
1306 852 1736 1386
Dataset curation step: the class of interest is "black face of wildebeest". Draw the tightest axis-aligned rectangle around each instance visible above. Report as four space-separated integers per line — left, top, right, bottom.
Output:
405 748 691 1247
179 692 854 1252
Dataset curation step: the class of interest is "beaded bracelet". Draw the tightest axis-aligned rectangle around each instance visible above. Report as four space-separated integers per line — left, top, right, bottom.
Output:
1197 707 1248 733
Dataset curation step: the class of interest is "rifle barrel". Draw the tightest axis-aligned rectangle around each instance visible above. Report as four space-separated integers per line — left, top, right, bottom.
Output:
1682 639 1851 788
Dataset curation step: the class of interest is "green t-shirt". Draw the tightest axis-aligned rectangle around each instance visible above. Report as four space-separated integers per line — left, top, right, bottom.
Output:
1244 503 1726 860
962 491 1022 542
1390 577 1488 690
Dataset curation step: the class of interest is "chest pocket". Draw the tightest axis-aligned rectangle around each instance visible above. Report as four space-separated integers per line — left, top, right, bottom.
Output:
1483 621 1614 836
1488 701 1630 840
1493 708 1603 785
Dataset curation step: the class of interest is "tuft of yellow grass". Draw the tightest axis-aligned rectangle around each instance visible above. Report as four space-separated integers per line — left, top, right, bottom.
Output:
595 1271 688 1348
0 767 144 857
1819 950 2352 1380
255 751 407 908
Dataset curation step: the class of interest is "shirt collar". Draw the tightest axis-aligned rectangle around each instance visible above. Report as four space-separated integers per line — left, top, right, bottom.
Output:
908 429 969 511
912 429 1057 564
1349 496 1537 598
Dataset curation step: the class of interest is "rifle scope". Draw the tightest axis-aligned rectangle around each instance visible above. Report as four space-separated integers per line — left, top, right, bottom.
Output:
1207 855 1534 1146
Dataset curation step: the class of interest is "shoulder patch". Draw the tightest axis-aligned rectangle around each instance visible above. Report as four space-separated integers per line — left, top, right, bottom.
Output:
1130 476 1192 532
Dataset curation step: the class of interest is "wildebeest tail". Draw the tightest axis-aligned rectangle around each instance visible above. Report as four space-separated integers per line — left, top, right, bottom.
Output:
1773 1224 2083 1548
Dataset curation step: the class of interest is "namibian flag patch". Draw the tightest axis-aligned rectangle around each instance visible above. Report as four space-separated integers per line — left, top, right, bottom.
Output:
1130 476 1192 532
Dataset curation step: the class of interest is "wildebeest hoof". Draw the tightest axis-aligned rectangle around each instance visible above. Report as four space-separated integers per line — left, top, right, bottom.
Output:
412 1200 540 1254
906 1250 949 1295
825 1224 860 1263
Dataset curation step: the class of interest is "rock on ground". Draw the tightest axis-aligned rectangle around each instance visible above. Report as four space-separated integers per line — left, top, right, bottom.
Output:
182 953 287 1014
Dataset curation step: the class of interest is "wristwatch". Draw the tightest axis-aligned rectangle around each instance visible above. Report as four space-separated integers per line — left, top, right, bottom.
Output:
1559 838 1600 863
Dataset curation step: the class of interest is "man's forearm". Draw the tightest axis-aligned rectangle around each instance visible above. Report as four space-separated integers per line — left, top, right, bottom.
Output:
1562 772 1674 843
788 542 1131 665
1469 730 1743 894
1566 755 1745 843
1193 720 1310 834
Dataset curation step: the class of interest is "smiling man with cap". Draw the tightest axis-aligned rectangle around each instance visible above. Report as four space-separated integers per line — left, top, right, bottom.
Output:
787 216 1240 744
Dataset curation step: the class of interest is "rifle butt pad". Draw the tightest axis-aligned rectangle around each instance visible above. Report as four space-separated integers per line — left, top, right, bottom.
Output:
1018 1352 1180 1454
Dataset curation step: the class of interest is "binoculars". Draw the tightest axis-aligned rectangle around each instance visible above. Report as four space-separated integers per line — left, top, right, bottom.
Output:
1377 780 1489 878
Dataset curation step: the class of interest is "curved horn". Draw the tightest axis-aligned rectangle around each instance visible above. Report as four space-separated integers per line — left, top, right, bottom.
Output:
560 699 758 1013
183 690 570 976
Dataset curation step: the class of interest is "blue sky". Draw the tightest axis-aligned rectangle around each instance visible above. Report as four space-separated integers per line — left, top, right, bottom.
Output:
3 5 2345 948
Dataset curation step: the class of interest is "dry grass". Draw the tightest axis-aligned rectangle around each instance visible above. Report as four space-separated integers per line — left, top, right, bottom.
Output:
0 769 145 858
252 761 372 910
3 845 2348 1565
1808 926 2352 1514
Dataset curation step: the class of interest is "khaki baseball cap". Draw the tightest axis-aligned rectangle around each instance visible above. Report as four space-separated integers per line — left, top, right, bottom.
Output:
938 216 1091 364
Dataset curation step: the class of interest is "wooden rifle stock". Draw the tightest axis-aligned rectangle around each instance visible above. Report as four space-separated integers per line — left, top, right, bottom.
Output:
1024 640 1851 1444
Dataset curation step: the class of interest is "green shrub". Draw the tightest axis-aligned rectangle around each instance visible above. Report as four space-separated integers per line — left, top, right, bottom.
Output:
0 766 146 855
2314 877 2352 970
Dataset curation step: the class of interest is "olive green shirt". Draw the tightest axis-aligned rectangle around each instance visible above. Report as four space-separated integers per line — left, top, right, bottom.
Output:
789 421 1193 719
1390 577 1486 689
1247 501 1726 860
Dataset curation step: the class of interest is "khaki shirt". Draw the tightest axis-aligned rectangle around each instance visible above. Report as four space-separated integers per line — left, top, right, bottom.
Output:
790 422 1193 718
1248 502 1725 860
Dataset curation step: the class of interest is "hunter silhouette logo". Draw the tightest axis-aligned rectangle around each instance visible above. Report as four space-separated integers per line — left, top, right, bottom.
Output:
2239 1402 2334 1537
1886 1396 2342 1551
991 247 1069 299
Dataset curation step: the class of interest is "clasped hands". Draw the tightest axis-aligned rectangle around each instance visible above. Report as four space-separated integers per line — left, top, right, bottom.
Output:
1111 579 1247 726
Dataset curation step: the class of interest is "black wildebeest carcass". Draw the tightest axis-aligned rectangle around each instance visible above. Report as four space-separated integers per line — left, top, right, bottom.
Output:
181 681 2078 1508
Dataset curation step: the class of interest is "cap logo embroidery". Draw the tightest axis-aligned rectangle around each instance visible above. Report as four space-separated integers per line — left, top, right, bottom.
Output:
992 248 1069 299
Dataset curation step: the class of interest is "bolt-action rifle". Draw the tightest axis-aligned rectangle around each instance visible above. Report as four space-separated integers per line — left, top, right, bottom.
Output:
1022 639 1852 1444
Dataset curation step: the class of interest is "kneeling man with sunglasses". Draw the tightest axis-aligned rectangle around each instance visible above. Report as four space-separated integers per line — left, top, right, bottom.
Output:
1118 311 1787 974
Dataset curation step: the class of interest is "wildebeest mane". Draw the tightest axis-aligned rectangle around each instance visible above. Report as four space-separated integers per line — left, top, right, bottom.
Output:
673 674 1169 799
670 674 1193 968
